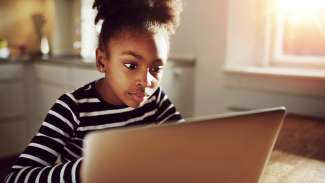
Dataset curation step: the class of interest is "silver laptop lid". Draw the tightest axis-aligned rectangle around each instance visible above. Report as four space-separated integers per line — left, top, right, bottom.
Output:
82 107 286 183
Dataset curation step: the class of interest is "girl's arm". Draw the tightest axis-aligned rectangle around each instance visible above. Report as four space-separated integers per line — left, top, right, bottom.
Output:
4 94 82 183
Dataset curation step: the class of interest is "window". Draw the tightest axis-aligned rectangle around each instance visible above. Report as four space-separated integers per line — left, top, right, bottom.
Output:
271 0 325 67
223 0 325 97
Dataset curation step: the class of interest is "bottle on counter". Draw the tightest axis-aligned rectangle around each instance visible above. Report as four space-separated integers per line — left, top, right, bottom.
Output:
0 38 10 59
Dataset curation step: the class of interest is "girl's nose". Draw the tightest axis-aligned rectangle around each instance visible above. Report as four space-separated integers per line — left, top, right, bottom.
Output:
136 69 154 88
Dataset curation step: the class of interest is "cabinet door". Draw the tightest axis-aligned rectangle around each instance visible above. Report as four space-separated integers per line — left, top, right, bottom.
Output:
0 64 24 118
37 84 71 116
160 62 194 118
70 67 103 88
33 63 71 115
0 64 23 81
34 64 71 86
30 64 71 139
0 119 27 157
0 83 25 118
0 64 26 157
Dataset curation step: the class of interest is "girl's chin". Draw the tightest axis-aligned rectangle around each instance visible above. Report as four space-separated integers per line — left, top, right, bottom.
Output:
125 93 148 108
125 99 146 108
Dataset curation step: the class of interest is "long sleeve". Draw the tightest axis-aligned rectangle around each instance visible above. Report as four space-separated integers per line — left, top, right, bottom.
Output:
155 88 184 124
5 94 82 183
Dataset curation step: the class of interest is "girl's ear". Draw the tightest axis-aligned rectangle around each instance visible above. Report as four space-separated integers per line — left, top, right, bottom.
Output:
96 48 106 73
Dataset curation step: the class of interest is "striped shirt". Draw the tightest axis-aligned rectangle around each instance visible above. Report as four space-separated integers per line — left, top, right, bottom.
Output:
5 79 183 183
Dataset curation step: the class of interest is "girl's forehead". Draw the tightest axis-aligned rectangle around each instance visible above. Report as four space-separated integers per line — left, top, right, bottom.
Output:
107 29 169 61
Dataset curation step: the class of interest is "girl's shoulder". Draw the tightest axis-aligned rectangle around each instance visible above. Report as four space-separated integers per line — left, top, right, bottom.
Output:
153 87 167 100
60 79 99 104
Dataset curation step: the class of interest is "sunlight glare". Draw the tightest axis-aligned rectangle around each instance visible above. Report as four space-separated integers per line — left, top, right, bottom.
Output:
277 0 325 23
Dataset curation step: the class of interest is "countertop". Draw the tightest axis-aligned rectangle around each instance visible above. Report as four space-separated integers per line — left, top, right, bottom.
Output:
0 54 196 69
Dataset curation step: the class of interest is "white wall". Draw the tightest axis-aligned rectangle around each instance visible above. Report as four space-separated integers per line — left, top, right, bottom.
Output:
171 0 325 118
171 0 227 116
170 0 229 116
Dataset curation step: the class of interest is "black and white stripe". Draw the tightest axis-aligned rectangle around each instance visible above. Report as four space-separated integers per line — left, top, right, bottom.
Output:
5 79 183 183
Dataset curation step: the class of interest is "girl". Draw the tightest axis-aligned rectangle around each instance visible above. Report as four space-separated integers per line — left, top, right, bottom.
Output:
5 0 183 182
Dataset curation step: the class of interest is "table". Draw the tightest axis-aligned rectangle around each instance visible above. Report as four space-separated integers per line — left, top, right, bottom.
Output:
261 114 325 183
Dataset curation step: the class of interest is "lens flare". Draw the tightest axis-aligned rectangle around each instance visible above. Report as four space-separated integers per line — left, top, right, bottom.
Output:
275 0 325 57
277 0 325 24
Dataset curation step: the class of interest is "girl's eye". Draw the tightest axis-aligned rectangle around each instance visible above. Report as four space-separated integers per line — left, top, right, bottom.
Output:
150 66 164 74
124 63 137 70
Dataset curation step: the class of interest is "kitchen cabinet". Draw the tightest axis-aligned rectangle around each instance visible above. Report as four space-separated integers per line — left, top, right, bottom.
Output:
27 63 103 138
0 64 27 157
34 64 72 114
0 82 25 119
0 119 26 157
34 64 102 110
70 67 104 88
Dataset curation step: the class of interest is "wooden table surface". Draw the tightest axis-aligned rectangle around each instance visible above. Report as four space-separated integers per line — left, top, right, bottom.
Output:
261 114 325 183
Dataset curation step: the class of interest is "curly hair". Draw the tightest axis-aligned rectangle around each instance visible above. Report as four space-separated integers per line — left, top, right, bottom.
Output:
92 0 182 50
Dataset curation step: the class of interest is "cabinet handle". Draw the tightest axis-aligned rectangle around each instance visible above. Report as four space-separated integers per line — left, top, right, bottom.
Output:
173 68 182 77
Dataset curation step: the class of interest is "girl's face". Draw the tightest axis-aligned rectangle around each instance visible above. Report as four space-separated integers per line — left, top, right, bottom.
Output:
96 29 169 108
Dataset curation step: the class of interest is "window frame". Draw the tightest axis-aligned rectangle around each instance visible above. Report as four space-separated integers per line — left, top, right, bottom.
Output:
269 0 325 69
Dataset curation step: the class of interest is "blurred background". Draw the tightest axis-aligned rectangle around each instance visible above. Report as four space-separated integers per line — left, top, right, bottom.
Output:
0 0 325 180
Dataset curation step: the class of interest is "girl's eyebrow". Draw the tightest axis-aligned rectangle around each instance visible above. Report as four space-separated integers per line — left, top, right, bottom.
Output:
121 51 143 60
121 50 164 65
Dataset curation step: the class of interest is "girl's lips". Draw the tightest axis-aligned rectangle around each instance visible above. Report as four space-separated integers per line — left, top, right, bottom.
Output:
133 94 145 102
128 92 148 103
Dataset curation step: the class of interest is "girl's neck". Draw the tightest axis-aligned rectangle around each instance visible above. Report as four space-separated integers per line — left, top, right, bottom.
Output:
95 79 124 106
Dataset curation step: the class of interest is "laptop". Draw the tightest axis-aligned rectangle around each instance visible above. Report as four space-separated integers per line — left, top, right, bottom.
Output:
81 107 286 183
